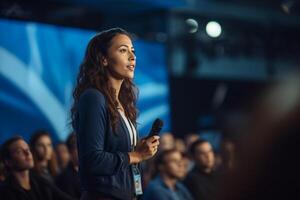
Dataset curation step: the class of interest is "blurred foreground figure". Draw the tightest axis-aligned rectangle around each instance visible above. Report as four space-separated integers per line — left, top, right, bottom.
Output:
219 72 300 200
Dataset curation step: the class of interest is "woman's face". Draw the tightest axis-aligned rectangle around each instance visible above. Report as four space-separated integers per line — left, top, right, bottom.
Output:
35 135 53 161
104 34 136 80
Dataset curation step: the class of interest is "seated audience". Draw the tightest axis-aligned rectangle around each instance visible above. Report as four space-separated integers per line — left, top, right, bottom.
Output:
143 149 193 200
55 142 70 172
159 132 175 151
56 133 81 199
183 139 219 200
0 136 73 200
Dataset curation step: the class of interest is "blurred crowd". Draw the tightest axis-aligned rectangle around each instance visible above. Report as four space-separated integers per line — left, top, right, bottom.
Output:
0 128 237 200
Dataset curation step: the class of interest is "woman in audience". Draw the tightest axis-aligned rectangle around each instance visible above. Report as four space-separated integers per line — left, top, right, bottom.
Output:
30 130 59 183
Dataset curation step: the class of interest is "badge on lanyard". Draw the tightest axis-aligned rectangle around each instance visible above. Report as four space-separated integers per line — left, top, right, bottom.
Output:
131 164 143 195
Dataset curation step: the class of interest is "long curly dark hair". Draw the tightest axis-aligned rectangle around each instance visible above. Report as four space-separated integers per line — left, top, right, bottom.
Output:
71 28 138 132
29 130 59 177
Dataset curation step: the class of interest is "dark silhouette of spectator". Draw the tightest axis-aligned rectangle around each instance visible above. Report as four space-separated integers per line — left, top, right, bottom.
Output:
219 73 300 200
183 139 219 200
0 136 74 200
143 149 193 200
219 138 237 173
56 133 81 199
55 142 70 172
29 130 59 183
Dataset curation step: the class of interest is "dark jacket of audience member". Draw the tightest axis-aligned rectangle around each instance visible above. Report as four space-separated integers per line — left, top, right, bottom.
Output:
184 139 219 200
184 166 219 200
56 163 80 200
55 133 81 199
0 136 73 200
143 149 193 200
0 171 74 200
143 175 193 200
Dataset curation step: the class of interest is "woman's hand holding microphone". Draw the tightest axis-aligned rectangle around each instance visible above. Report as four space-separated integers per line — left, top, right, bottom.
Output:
128 136 160 164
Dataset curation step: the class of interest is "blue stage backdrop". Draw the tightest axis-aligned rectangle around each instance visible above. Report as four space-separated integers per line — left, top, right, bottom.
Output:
0 18 170 144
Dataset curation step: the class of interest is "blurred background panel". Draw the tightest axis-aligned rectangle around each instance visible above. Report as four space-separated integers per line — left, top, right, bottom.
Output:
0 18 171 143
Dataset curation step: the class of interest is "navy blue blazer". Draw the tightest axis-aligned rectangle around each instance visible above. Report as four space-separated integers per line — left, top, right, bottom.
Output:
74 88 136 200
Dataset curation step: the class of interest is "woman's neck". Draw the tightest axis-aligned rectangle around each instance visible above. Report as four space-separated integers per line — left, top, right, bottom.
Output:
108 76 123 100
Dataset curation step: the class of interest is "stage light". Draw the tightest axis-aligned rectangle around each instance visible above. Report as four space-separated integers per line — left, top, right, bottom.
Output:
206 21 222 38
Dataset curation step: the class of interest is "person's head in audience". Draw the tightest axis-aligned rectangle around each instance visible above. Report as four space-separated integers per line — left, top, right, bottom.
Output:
0 136 34 174
159 132 175 151
55 142 70 171
29 130 58 178
143 149 193 200
190 139 215 173
66 132 78 171
174 138 186 153
156 149 185 180
1 136 75 199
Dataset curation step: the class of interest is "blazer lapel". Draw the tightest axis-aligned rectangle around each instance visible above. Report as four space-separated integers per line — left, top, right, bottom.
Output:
118 113 132 150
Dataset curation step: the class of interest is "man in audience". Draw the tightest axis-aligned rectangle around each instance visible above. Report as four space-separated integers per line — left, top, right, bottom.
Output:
56 133 81 199
143 149 193 200
0 136 73 200
183 139 219 200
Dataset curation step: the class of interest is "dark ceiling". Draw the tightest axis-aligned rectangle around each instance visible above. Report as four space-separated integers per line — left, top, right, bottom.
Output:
1 0 299 32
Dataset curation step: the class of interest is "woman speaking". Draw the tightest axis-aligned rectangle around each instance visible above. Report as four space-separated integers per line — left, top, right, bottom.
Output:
71 28 160 200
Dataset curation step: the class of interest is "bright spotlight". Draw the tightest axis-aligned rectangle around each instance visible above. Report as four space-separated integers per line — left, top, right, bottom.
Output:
206 21 222 38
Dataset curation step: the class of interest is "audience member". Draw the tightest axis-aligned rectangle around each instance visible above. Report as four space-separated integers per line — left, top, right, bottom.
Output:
159 132 175 151
174 138 186 153
143 149 193 200
55 142 70 172
29 130 59 183
55 133 81 199
0 136 73 200
183 139 219 200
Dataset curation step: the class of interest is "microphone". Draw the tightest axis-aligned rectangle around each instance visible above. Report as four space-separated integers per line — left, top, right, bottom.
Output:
147 118 164 139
